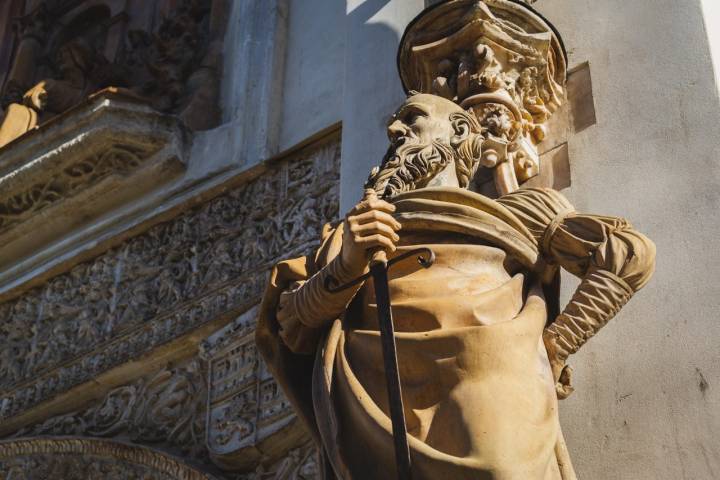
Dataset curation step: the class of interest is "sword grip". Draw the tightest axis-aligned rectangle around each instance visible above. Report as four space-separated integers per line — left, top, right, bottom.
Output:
370 249 388 267
364 187 390 268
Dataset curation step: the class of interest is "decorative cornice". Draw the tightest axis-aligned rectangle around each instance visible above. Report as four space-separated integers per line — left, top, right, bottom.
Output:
0 91 189 276
0 136 340 439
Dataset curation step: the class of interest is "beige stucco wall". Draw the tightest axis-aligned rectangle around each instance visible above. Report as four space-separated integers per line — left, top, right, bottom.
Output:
535 1 720 478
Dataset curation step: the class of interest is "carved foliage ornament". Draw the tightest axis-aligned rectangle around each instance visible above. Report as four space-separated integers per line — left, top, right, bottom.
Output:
0 437 217 480
14 361 208 461
0 138 340 423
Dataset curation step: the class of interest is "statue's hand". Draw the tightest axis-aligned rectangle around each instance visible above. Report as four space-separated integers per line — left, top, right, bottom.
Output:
23 81 48 111
543 329 575 400
340 195 401 275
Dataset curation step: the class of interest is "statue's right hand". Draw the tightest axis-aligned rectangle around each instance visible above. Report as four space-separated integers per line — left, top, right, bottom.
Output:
340 196 402 275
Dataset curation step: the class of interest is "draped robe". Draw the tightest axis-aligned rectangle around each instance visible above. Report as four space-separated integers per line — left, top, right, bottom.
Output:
256 187 654 480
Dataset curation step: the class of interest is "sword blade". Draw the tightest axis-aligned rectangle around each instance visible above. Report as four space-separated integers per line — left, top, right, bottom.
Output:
371 262 412 480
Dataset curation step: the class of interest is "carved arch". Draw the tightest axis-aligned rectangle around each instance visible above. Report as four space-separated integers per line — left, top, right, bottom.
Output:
0 437 218 479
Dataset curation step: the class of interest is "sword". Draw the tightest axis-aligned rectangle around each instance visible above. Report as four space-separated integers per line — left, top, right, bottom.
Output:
325 189 435 480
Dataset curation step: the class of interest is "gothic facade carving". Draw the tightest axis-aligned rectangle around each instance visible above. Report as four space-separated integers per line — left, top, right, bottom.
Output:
0 136 340 442
14 361 208 462
0 438 218 480
202 307 302 470
0 0 228 147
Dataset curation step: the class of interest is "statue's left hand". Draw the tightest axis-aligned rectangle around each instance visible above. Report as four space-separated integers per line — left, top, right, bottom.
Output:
543 329 574 399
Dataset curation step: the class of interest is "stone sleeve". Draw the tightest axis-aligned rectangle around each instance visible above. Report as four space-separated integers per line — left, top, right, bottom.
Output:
499 188 656 358
276 254 363 354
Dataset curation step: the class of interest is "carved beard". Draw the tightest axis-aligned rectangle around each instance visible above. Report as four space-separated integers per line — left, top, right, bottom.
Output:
368 135 455 198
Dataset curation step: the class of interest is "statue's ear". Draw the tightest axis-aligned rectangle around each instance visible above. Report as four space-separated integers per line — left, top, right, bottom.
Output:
450 111 478 144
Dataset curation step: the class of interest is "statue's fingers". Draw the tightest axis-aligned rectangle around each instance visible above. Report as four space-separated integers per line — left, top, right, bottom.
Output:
350 221 400 242
351 210 401 230
348 197 396 216
357 234 397 253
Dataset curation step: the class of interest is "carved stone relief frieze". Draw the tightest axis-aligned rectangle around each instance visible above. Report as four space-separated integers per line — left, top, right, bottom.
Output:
201 307 301 470
13 361 208 462
0 136 340 429
0 437 218 480
0 0 229 147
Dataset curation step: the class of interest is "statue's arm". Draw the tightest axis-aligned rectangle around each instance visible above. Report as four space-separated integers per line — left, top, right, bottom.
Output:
276 253 363 354
276 194 402 354
498 188 656 396
541 211 655 381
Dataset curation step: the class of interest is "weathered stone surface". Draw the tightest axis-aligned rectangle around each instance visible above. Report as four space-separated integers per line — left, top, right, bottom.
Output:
0 91 188 275
0 437 218 480
0 135 340 448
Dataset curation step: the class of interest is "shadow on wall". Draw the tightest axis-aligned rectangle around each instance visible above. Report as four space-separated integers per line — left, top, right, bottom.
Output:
342 0 410 211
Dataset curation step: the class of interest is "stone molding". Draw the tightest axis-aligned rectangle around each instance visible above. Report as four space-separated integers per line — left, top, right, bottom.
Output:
0 437 218 480
0 90 189 275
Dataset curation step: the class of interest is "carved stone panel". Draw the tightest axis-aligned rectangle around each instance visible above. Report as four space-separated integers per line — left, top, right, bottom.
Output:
0 438 218 480
0 135 340 443
202 307 303 470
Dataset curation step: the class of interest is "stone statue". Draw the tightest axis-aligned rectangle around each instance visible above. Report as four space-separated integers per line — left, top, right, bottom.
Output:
256 2 655 479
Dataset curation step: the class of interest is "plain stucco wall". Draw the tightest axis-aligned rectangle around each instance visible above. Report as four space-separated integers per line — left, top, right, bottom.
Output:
279 0 346 152
533 1 720 478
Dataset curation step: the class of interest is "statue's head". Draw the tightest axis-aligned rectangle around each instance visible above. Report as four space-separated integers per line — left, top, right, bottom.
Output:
366 93 484 197
392 0 567 195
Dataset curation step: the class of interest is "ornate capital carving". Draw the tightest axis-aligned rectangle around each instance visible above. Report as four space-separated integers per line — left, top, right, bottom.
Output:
398 0 566 191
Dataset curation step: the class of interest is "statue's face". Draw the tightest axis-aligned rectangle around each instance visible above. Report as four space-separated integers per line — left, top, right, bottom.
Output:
369 94 466 197
387 93 460 148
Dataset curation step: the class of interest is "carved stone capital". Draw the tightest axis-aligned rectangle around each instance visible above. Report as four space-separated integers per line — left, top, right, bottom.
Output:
398 0 567 189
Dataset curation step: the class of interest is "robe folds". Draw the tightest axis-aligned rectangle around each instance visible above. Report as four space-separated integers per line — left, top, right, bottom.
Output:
257 187 654 480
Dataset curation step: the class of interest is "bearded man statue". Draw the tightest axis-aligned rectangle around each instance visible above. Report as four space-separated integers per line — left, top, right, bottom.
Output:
256 92 655 479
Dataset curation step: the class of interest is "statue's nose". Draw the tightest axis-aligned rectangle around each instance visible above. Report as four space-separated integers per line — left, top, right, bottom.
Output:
387 120 407 143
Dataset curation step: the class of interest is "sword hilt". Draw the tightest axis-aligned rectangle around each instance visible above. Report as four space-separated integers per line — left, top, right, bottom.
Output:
365 187 389 268
324 247 434 293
